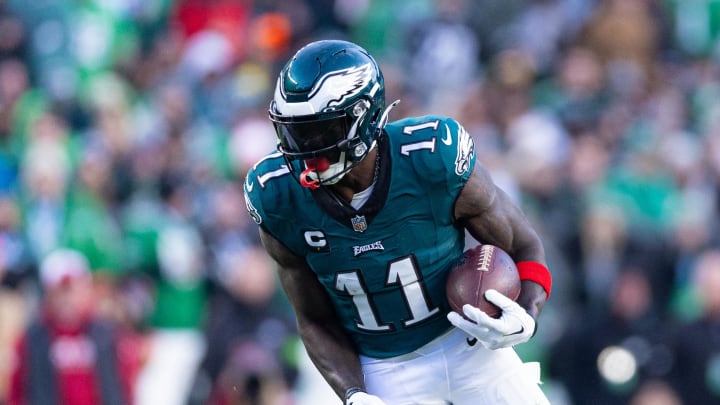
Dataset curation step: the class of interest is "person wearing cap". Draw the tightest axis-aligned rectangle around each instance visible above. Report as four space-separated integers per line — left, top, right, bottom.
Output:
8 249 137 405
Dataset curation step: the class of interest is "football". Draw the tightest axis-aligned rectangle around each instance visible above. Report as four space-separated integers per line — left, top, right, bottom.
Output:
446 244 521 319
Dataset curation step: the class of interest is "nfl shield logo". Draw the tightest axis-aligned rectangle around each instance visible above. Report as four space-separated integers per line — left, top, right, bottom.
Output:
351 215 368 232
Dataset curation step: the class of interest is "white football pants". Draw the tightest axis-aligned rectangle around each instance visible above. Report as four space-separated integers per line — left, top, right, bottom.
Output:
359 327 550 405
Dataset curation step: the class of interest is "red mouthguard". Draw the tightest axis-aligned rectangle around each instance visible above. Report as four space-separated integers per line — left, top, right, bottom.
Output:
299 158 331 189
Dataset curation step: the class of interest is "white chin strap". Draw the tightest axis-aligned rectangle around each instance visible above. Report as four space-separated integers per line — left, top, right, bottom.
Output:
304 151 350 185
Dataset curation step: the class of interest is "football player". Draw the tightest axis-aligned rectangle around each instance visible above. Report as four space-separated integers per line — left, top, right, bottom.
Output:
244 40 552 405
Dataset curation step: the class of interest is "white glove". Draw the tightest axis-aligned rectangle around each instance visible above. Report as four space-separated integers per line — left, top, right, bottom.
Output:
346 391 387 405
447 289 536 350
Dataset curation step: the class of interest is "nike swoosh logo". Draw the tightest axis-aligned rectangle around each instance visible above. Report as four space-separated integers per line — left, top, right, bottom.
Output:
245 177 254 192
505 326 525 336
442 124 452 145
467 337 477 346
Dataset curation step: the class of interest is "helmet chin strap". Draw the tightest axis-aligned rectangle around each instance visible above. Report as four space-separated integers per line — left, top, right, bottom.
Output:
300 152 351 189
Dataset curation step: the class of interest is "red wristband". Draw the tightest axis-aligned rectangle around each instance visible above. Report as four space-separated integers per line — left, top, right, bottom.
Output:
516 261 552 298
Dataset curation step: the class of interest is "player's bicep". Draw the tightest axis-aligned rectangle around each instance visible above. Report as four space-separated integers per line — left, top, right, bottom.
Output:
454 164 544 262
258 228 338 323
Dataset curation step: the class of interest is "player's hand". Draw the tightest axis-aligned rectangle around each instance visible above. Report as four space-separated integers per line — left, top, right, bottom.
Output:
447 289 535 350
345 391 387 405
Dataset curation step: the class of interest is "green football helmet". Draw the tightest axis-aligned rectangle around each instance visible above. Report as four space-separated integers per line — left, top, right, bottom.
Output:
269 40 395 188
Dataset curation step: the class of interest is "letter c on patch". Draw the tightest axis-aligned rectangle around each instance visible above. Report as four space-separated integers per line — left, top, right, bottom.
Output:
304 230 329 252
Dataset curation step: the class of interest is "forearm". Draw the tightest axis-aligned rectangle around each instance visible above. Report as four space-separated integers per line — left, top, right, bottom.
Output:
259 229 364 397
299 319 365 399
511 226 550 322
507 216 546 264
517 280 547 321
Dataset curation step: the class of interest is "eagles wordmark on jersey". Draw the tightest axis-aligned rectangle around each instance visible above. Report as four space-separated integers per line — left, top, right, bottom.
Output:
244 115 475 358
245 39 552 404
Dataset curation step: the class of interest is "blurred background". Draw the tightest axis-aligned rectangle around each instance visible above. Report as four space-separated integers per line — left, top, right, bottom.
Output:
0 0 720 404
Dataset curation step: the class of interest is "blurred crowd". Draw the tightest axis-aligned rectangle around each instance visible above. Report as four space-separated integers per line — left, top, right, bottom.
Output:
1 0 720 404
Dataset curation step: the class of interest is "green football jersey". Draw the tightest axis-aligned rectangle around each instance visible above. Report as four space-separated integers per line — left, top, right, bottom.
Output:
244 115 476 358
